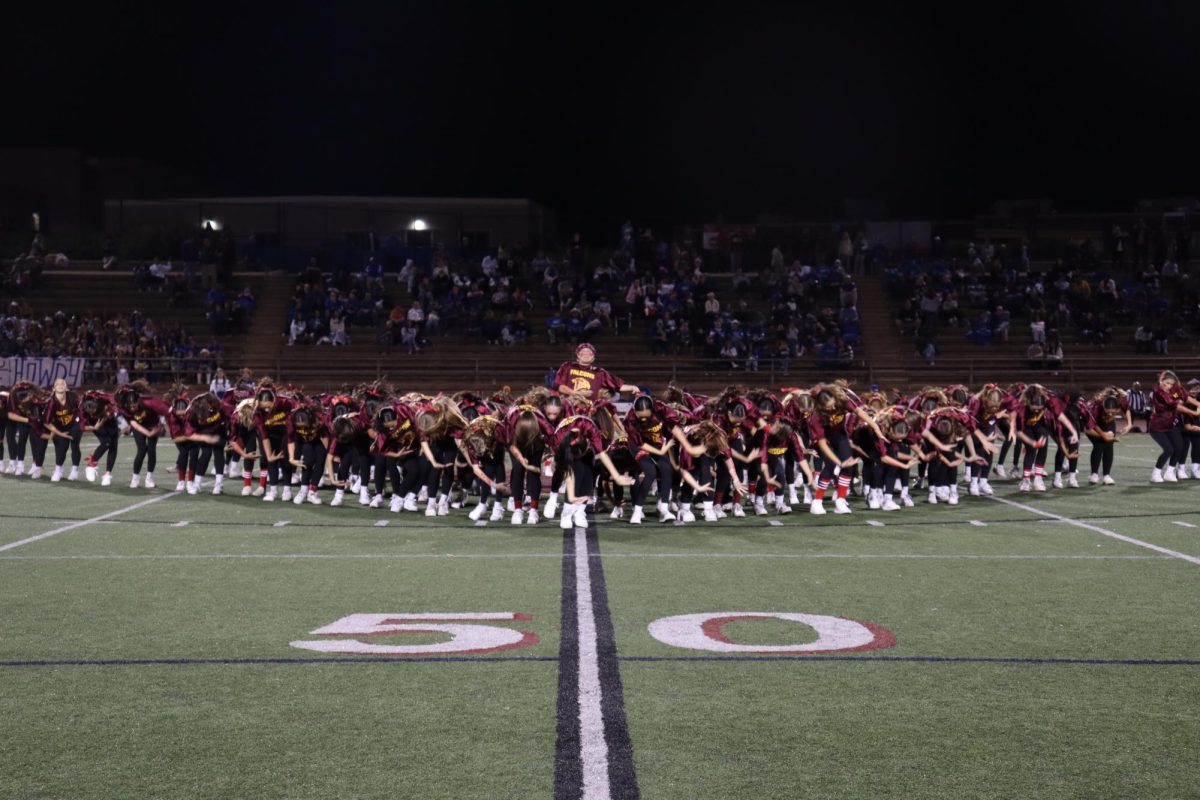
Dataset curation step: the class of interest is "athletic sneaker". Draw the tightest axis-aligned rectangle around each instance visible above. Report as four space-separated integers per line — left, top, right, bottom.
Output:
629 506 645 525
867 490 881 510
359 488 371 505
490 502 505 522
900 492 915 508
263 486 278 502
754 497 768 516
425 499 438 517
1164 468 1178 483
51 466 63 482
1177 464 1189 481
572 505 589 529
656 502 676 523
1067 473 1079 488
1102 475 1115 485
559 504 577 530
469 503 488 521
436 497 450 515
927 490 938 505
833 498 852 514
281 487 293 502
389 495 403 513
369 493 384 508
1032 476 1047 492
130 474 141 489
678 505 696 523
293 486 309 505
732 503 746 518
307 490 322 505
993 465 1008 479
775 500 792 514
702 503 719 522
526 510 539 525
1193 464 1200 480
1052 473 1063 489
145 474 156 489
609 506 624 520
29 466 42 480
968 480 981 497
241 484 253 497
1018 478 1032 492
67 466 79 481
85 465 97 482
331 489 345 507
544 493 559 519
212 476 224 495
403 493 419 512
512 509 525 525
881 496 901 511
100 473 112 487
979 480 995 496
947 487 959 506
253 484 266 498
1088 473 1101 485
810 500 826 515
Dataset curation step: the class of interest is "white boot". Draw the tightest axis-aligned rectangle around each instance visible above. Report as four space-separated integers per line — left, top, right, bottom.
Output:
629 505 644 524
331 489 345 507
803 484 813 505
545 492 560 519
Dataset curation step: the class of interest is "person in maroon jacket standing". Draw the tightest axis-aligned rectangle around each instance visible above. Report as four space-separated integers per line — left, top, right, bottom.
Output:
554 343 639 403
44 378 83 482
1147 370 1200 483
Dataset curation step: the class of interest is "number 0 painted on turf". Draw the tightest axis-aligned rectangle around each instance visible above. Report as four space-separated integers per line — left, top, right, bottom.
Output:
647 612 895 654
289 613 540 655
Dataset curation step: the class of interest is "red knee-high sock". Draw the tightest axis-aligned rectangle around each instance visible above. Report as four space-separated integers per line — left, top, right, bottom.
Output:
836 475 852 499
814 478 830 500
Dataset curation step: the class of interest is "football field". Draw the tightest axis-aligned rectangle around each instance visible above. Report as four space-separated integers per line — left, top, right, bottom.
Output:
2 437 1198 799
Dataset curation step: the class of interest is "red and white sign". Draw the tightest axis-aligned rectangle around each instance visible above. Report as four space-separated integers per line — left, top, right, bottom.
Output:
647 612 895 655
290 612 539 656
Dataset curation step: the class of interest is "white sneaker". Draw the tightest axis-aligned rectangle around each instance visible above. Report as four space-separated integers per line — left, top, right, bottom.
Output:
867 490 881 510
1151 469 1164 484
389 494 403 513
732 503 746 518
900 491 915 508
130 474 141 489
610 506 624 520
1019 478 1032 492
810 499 826 515
545 492 560 519
1067 473 1079 488
833 498 852 514
100 473 112 487
947 487 959 505
490 501 505 522
331 489 345 506
425 499 437 517
1164 468 1177 483
1102 475 1115 485
702 502 718 522
927 490 937 505
349 475 361 493
264 486 278 502
968 480 981 497
67 466 79 481
788 487 800 505
145 474 156 489
293 486 309 505
656 502 676 523
29 466 43 480
506 497 515 512
51 466 63 482
572 506 589 528
881 496 901 511
1033 476 1047 492
359 487 372 505
526 509 539 525
85 464 97 482
1052 473 1063 489
403 493 419 512
418 486 429 502
629 505 644 524
212 476 224 495
679 505 696 523
754 497 768 516
776 500 792 514
253 484 265 497
469 502 488 521
993 464 1008 479
559 504 576 530
186 479 198 495
291 473 301 485
936 486 950 501
369 493 383 508
1176 464 1189 480
307 491 322 505
979 479 994 496
281 487 293 502
1192 464 1200 480
16 462 27 476
512 509 525 525
803 485 813 505
436 496 449 515
1088 473 1101 485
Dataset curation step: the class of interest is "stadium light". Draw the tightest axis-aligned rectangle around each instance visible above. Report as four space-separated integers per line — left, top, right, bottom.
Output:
409 218 428 231
202 218 222 231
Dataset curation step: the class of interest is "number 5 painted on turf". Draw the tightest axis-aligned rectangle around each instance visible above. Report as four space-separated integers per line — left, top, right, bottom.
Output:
289 613 539 655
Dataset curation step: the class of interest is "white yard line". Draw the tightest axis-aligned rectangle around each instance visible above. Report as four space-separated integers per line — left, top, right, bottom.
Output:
0 493 176 554
1172 521 1197 529
573 524 610 800
0 552 1173 562
988 495 1200 566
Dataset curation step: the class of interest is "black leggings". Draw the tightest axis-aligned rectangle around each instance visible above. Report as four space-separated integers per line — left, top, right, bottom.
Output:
1053 439 1078 474
1021 424 1051 471
175 441 193 475
295 440 328 488
475 454 506 503
818 435 856 481
335 437 371 484
29 432 48 467
566 452 597 502
133 431 159 474
682 455 715 503
375 452 423 497
510 449 545 509
52 423 83 468
425 439 459 496
633 451 674 506
90 422 120 472
7 421 29 461
189 443 216 479
1151 428 1185 469
264 430 293 487
1088 421 1116 476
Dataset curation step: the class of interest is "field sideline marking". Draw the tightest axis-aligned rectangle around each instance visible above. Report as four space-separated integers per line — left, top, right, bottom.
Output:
574 524 611 799
0 493 176 554
0 552 1175 562
0 552 1176 562
987 496 1200 566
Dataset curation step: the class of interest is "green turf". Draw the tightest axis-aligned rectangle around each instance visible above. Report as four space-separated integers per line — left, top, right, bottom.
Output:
1 437 1198 798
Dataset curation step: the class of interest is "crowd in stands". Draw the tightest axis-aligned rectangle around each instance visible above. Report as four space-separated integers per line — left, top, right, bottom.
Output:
0 301 222 384
884 225 1196 364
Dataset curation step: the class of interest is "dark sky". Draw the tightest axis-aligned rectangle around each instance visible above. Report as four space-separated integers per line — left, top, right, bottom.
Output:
6 1 1200 230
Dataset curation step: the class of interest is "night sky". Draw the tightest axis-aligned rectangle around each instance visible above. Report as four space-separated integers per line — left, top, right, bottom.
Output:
6 1 1199 231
